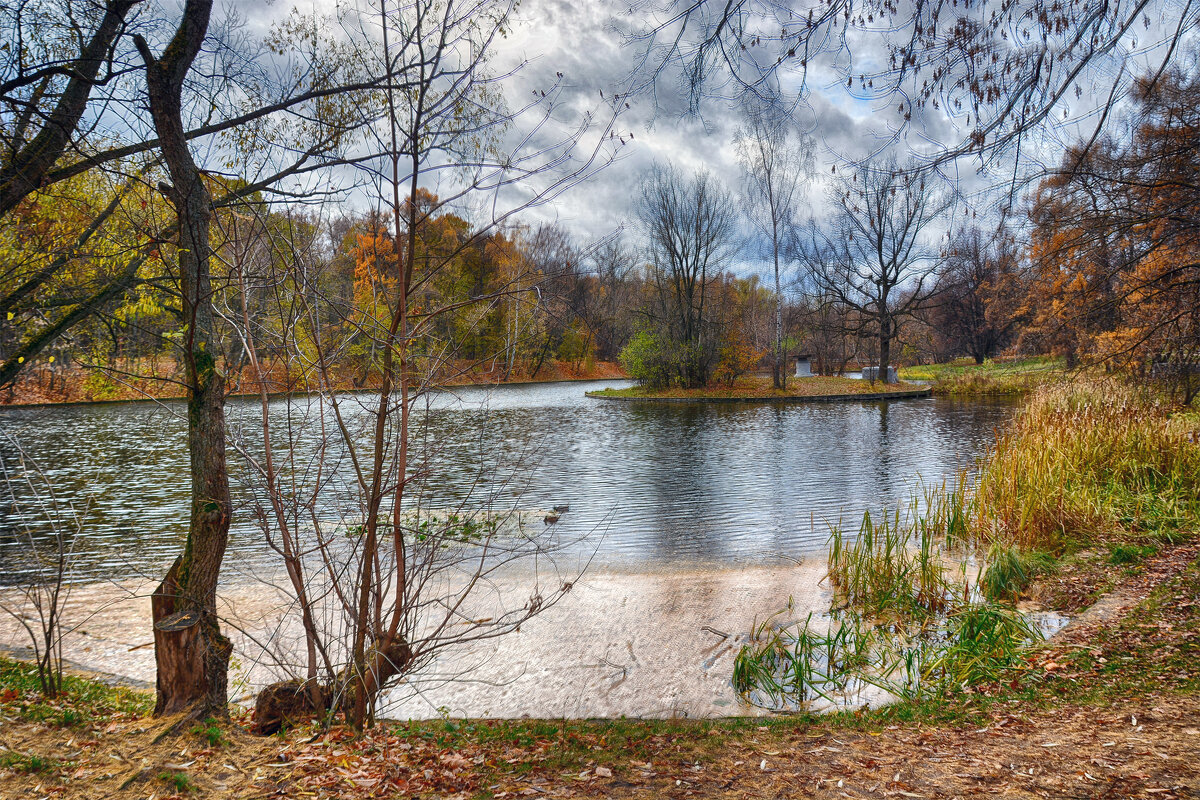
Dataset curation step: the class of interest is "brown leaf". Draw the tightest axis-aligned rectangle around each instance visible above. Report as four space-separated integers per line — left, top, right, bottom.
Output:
440 752 472 770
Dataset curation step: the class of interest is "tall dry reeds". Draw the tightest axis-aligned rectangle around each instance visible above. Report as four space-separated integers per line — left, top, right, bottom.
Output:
972 380 1200 551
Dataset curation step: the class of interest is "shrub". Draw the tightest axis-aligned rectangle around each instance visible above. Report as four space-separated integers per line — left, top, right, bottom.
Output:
618 330 677 388
712 330 762 388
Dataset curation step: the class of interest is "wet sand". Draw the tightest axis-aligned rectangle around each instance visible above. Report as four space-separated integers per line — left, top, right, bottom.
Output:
0 561 837 720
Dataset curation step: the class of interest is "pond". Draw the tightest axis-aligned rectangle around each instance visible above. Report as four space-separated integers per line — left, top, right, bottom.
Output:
0 380 1014 581
0 381 1021 718
0 380 1015 581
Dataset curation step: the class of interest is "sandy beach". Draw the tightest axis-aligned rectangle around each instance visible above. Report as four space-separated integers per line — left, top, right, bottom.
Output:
0 560 855 720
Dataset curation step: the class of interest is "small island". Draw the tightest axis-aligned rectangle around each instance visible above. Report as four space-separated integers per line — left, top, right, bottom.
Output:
587 374 931 403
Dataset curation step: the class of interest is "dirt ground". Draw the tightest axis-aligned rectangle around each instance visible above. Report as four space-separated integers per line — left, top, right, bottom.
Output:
1 688 1195 799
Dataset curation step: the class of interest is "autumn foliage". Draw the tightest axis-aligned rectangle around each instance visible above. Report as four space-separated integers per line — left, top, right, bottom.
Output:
1022 67 1200 402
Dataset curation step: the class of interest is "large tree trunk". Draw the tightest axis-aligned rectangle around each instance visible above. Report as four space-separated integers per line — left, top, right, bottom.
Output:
135 0 231 720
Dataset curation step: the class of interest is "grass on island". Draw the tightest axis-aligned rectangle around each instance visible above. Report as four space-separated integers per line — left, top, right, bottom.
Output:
589 374 925 400
899 355 1066 395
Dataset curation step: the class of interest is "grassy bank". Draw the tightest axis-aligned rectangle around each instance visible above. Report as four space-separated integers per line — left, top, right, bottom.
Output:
2 541 1197 797
899 355 1065 395
974 380 1200 551
588 375 929 401
731 377 1199 716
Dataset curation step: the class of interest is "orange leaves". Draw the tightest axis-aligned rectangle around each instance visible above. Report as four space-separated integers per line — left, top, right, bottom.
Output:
1024 65 1200 372
713 327 765 388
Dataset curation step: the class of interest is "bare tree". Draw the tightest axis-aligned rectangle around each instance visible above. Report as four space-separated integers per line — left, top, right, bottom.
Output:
636 163 740 388
586 234 639 361
735 108 811 388
220 0 623 731
797 286 861 377
799 158 952 383
933 227 1025 364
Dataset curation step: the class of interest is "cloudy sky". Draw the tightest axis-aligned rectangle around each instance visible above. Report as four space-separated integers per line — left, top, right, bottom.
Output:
483 0 905 241
232 0 1196 269
236 0 947 242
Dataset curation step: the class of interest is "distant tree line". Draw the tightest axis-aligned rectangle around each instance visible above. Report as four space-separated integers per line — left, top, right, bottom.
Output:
8 69 1200 401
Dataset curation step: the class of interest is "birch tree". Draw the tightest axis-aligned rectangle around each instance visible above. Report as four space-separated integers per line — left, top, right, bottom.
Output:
736 110 810 388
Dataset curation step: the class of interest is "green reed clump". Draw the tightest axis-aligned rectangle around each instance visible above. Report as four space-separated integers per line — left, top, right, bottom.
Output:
739 482 1049 711
733 610 875 709
921 604 1041 690
734 606 845 707
978 543 1056 604
733 599 1042 711
973 380 1200 552
828 498 967 621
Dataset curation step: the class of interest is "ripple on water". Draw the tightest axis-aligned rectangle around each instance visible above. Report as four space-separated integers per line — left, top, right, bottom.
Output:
0 381 1017 582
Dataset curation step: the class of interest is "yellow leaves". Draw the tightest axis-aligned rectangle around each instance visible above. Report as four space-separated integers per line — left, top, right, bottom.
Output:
115 287 169 324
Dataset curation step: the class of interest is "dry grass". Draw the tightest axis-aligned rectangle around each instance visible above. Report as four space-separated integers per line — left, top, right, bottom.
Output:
972 379 1200 552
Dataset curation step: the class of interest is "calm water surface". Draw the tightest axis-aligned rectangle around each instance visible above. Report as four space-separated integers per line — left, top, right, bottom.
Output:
0 380 1015 581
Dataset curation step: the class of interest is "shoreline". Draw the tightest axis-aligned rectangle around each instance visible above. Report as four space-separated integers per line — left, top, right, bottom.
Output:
0 373 632 412
0 562 843 721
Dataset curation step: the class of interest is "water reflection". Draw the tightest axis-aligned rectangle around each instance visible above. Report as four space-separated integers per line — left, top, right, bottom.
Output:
0 381 1016 582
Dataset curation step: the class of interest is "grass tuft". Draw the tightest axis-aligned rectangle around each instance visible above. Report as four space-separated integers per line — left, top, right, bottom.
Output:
0 750 58 774
1108 544 1158 565
979 543 1056 603
159 770 197 794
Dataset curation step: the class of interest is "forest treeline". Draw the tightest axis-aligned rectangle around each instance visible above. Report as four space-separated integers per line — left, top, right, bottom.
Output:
5 62 1200 403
